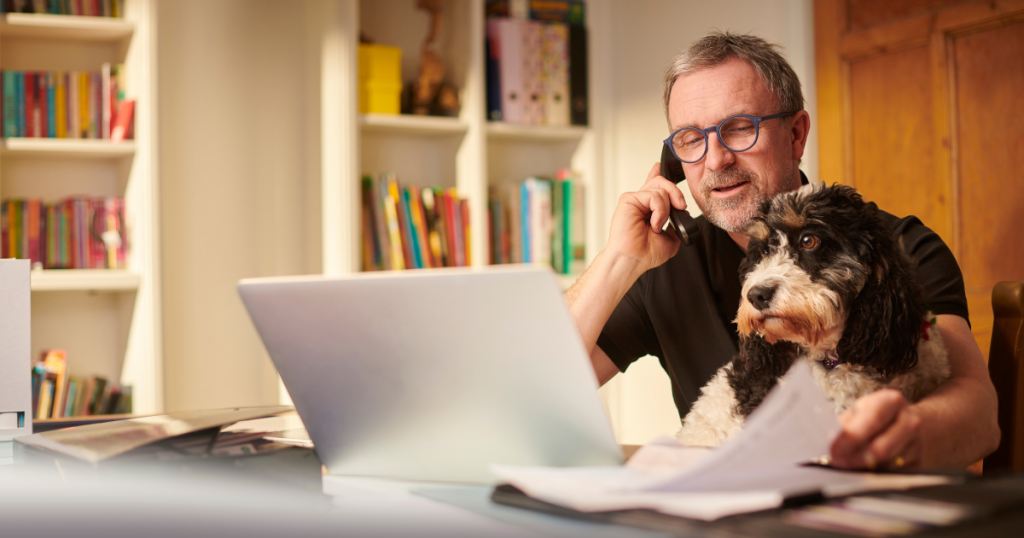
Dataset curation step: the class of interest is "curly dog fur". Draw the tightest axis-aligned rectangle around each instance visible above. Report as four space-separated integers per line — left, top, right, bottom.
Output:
677 183 949 447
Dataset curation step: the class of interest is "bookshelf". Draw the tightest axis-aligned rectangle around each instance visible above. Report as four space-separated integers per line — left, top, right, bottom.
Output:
0 1 161 415
316 0 604 279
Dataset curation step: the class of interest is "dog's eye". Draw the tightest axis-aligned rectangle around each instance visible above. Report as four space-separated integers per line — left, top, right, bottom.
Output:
800 234 820 250
761 247 769 257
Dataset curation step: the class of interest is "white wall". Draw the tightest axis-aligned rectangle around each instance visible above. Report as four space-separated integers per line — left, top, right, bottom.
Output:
599 0 818 444
158 0 320 411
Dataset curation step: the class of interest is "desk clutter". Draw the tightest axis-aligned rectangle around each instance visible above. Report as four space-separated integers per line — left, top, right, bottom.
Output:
5 403 1024 536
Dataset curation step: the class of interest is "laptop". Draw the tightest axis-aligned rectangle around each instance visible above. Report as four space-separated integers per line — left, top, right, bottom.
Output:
237 265 622 484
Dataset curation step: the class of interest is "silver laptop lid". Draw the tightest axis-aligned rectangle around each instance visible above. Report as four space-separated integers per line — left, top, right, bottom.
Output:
238 265 622 484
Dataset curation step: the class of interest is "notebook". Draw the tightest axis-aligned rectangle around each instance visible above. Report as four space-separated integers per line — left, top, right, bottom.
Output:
237 265 622 484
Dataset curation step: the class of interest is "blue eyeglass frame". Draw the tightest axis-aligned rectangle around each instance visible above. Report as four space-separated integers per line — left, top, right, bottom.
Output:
663 111 797 164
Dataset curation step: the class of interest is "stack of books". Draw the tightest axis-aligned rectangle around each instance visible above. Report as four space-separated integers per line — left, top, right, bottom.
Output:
2 65 135 142
361 173 471 271
485 0 587 126
1 196 127 270
489 169 584 274
30 349 132 420
0 0 124 17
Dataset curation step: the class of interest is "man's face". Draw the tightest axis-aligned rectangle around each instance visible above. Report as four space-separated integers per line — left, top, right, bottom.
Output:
667 58 803 233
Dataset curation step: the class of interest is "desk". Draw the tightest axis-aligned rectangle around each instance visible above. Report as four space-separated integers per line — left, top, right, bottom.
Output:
2 444 1024 537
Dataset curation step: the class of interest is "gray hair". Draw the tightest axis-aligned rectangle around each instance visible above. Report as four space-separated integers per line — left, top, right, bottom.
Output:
663 31 804 124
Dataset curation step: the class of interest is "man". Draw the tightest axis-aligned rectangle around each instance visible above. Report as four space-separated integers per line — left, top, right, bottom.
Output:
565 32 999 470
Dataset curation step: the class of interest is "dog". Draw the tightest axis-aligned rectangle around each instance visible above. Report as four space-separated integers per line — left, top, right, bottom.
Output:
676 183 949 447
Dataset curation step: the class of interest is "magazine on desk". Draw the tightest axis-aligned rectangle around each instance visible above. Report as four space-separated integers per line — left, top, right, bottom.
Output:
15 406 301 463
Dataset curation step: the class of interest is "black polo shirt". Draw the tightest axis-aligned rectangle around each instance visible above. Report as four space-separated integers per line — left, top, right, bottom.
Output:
596 183 969 419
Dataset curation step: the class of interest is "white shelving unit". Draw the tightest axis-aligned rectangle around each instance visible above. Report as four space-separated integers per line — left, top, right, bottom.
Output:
315 0 604 278
0 0 161 415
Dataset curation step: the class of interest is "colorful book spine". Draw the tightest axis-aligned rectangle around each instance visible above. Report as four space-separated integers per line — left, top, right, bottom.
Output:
380 175 405 270
3 71 17 137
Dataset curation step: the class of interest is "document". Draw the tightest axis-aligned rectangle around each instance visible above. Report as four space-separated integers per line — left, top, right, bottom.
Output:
492 361 954 521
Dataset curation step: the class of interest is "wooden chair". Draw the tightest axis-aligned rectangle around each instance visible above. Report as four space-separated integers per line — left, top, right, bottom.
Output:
984 281 1024 473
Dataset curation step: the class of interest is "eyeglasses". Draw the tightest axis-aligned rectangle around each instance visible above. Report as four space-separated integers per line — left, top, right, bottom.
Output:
663 111 797 164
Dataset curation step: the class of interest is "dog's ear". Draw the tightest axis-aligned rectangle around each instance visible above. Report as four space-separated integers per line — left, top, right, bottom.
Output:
837 223 925 377
728 335 800 417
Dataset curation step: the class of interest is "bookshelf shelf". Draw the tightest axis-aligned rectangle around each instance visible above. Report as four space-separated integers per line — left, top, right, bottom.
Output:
0 0 161 415
30 269 140 292
486 122 589 142
1 138 136 159
0 13 134 42
360 114 468 136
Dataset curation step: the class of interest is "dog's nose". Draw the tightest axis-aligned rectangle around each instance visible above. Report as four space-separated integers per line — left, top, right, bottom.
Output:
747 285 776 311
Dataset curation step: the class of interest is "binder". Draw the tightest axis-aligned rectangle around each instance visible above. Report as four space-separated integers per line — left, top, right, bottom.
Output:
542 23 570 126
569 24 588 126
492 18 524 124
485 24 503 121
521 20 545 125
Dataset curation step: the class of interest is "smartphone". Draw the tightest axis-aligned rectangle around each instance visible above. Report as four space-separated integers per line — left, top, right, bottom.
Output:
660 145 702 246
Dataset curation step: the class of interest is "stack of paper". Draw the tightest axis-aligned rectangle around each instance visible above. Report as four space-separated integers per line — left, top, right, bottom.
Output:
493 361 955 521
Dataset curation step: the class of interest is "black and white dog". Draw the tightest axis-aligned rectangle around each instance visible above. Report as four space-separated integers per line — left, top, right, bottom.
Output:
677 183 949 446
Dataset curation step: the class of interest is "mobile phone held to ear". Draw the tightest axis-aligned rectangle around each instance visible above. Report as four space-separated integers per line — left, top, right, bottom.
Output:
660 145 702 246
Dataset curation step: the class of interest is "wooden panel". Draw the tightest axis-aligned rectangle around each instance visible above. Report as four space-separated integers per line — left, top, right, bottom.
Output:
848 46 951 241
848 0 969 30
954 21 1024 290
954 20 1024 356
815 0 847 184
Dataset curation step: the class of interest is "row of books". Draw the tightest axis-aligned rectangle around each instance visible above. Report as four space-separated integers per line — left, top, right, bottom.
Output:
2 67 136 141
489 170 585 274
485 10 587 126
1 0 124 16
31 349 132 420
485 0 585 25
361 173 471 271
1 196 127 269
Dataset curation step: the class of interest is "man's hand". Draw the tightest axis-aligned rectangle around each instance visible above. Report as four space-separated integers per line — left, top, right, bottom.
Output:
604 163 689 273
830 389 923 470
564 162 691 385
828 315 1000 471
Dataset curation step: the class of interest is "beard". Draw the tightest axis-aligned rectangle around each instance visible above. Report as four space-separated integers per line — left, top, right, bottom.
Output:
698 167 770 233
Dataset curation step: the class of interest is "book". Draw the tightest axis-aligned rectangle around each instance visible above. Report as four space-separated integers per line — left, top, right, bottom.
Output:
110 98 134 142
379 175 405 270
40 349 67 418
525 177 552 265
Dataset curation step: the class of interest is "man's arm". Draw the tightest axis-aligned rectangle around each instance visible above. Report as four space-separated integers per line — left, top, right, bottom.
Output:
565 163 687 386
830 314 1000 469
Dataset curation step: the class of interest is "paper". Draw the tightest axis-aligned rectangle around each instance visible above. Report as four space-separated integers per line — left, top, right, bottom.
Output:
492 361 955 521
16 406 294 462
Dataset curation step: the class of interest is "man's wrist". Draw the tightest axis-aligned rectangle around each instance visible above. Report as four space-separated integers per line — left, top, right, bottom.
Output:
594 248 650 285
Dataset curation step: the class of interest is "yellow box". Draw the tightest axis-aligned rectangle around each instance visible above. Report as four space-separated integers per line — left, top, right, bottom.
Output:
361 80 404 115
358 44 402 84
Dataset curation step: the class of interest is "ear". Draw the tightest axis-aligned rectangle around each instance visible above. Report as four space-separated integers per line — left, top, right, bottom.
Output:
789 110 811 161
837 250 924 376
727 335 800 417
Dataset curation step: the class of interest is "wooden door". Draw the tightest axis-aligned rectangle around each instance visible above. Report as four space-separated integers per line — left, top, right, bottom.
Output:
816 0 1024 358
